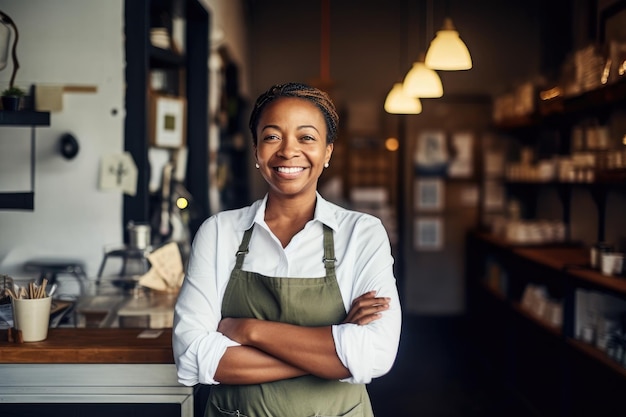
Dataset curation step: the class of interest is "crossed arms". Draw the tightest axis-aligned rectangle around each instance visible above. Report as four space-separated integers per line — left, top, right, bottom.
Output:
214 291 391 384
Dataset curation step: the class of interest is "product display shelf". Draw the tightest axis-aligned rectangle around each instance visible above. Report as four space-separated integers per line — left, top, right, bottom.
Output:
466 231 626 416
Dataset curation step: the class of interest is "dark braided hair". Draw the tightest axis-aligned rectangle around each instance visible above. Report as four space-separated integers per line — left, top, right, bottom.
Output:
249 82 339 146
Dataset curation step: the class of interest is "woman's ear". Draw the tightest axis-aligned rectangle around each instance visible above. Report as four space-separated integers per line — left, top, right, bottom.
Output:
325 143 334 162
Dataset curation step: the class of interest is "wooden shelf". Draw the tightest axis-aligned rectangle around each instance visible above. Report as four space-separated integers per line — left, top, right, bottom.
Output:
479 281 507 302
567 338 626 379
511 300 562 337
495 78 626 129
567 266 626 296
513 246 589 271
505 172 626 186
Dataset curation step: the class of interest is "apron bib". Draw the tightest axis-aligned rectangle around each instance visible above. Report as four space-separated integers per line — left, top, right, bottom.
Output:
207 225 374 417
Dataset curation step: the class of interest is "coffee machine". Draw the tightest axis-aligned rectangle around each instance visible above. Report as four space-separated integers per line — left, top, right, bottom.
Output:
96 222 152 287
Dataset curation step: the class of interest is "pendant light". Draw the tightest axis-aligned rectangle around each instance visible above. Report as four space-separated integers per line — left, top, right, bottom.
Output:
402 0 443 98
384 0 421 114
385 82 422 114
424 0 471 71
403 56 443 97
425 17 472 70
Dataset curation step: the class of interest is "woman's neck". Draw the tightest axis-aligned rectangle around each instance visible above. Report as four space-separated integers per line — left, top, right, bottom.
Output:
264 193 317 248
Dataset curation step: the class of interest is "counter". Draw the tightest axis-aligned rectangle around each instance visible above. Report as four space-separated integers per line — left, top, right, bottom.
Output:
0 328 193 417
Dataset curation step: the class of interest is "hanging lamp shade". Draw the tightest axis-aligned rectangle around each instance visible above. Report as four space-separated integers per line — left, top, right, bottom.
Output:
384 82 422 114
425 17 472 70
402 53 443 98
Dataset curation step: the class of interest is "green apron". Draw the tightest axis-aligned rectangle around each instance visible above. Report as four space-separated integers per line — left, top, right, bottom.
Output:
206 224 374 417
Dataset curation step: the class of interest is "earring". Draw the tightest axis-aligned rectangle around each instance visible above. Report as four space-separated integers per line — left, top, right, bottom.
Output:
255 163 260 169
324 162 329 168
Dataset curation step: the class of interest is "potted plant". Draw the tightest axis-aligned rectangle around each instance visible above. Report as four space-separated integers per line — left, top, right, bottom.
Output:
1 86 25 111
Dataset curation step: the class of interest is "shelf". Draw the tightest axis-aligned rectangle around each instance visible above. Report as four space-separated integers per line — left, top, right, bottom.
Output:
149 45 185 68
0 111 50 126
513 246 589 271
505 172 626 186
479 281 507 302
567 338 626 380
474 233 626 296
0 192 34 210
495 77 626 129
511 300 562 337
566 265 626 296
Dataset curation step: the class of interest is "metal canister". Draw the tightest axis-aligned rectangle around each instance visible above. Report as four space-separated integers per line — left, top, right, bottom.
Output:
128 221 152 250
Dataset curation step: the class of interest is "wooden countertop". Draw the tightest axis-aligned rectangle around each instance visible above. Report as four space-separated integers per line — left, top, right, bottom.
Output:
0 328 174 364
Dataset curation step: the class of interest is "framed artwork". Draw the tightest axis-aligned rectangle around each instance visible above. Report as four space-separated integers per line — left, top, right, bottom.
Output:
150 94 186 148
415 178 444 211
447 132 474 178
414 217 444 251
414 130 449 175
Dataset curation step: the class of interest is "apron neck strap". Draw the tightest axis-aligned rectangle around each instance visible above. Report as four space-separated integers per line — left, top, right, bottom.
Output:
234 224 336 276
234 225 254 270
322 224 336 276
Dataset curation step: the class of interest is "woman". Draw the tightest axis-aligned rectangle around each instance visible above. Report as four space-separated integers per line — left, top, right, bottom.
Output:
173 82 402 417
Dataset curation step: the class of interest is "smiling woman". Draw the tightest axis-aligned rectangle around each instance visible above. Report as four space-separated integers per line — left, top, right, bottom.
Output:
173 82 402 417
254 96 332 210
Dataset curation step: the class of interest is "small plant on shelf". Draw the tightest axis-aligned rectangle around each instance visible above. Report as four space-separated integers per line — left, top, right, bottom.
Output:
2 86 25 97
1 86 25 111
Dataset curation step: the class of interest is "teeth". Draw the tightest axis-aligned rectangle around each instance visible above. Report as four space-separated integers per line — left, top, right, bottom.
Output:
276 167 304 174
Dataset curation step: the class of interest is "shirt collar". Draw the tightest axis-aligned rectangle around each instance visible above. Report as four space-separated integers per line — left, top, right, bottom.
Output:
241 192 339 232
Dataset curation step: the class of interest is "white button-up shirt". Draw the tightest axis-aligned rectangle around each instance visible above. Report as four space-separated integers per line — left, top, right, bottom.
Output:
173 193 402 386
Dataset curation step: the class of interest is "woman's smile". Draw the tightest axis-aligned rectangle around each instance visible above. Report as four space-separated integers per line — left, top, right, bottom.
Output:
275 166 306 175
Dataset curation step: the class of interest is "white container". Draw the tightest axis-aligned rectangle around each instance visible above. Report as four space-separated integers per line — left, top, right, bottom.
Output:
12 296 51 342
600 252 624 276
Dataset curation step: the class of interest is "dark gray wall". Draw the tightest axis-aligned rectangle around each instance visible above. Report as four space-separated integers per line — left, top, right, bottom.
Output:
243 0 614 313
245 0 545 104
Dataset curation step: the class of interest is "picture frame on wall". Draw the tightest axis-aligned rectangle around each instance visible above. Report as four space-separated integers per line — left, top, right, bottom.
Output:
414 130 449 176
414 217 444 251
415 178 444 211
150 94 186 148
447 132 474 178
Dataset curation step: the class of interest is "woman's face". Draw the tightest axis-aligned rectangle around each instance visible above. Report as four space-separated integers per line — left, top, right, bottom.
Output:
255 97 333 199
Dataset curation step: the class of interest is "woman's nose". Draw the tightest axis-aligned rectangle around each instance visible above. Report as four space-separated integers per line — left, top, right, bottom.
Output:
277 137 300 158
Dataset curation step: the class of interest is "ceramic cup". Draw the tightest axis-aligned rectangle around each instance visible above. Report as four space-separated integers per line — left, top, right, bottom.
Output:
600 252 625 277
591 242 614 269
11 296 52 342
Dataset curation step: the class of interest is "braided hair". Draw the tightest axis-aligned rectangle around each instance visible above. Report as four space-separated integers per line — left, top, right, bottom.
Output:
249 82 339 146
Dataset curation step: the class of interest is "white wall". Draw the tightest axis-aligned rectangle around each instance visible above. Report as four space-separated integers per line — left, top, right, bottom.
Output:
0 0 124 280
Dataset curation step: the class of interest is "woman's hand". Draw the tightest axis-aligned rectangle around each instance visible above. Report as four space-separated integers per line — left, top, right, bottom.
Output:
343 291 390 325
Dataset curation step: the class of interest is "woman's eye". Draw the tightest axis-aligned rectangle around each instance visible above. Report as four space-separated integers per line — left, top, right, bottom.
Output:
301 135 316 141
263 134 280 141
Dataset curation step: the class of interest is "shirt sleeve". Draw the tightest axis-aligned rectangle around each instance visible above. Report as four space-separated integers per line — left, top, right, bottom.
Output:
331 216 402 384
172 217 239 386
